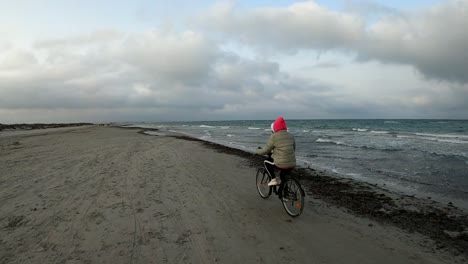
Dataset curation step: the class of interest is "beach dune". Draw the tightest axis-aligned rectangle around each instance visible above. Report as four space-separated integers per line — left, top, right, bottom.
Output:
0 126 463 263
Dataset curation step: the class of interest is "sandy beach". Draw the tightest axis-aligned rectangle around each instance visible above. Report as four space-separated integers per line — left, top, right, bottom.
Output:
0 126 466 264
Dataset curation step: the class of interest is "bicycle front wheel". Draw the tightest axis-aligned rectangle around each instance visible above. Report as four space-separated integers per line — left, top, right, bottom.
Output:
281 178 305 217
256 168 272 198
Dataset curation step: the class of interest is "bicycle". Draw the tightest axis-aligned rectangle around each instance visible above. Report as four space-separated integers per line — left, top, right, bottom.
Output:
255 153 305 217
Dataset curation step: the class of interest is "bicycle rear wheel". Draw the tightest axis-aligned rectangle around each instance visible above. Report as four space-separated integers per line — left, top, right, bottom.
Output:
281 178 305 217
256 168 272 198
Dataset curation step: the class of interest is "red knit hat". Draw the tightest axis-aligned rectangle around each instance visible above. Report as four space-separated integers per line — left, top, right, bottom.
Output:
271 116 287 132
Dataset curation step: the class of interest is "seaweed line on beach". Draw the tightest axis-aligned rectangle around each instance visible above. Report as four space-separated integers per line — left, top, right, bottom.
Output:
165 134 468 256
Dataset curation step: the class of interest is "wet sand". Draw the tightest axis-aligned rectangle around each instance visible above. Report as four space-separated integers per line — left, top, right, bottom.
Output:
0 126 466 263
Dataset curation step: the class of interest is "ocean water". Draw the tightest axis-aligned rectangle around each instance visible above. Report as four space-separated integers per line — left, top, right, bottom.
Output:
132 119 468 206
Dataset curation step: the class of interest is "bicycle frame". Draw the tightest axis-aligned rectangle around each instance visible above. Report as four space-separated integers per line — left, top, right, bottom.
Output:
272 173 297 199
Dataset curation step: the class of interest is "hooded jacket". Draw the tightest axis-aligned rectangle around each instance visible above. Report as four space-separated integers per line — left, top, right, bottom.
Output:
256 116 296 168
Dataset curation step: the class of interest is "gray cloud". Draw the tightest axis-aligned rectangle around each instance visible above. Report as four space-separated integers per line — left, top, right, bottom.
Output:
199 1 364 52
34 30 123 49
360 0 468 83
0 29 339 121
1 1 467 122
311 61 341 68
0 50 37 69
200 0 468 83
0 41 12 50
120 30 218 86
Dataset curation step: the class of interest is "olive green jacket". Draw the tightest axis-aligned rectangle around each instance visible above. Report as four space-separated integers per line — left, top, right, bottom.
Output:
256 130 296 168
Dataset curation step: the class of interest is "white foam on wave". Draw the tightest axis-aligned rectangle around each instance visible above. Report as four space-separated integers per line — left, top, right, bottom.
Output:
346 173 362 177
435 138 468 144
352 128 368 132
316 138 346 145
129 124 163 129
371 130 389 134
248 127 261 130
226 134 234 137
344 173 370 182
415 133 468 139
200 130 212 140
143 131 165 136
302 130 310 133
227 142 247 149
398 133 468 144
200 125 215 128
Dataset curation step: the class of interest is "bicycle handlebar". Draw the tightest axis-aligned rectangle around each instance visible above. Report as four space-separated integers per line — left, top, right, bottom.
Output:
257 147 272 158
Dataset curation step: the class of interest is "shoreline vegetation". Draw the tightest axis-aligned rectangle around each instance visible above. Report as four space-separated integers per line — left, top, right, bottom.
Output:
0 123 93 131
130 127 468 256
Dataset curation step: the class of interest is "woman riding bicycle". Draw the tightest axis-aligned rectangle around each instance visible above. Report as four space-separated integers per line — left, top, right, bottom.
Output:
256 116 296 186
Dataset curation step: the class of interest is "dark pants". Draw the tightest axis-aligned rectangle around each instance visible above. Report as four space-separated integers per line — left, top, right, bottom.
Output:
264 158 292 182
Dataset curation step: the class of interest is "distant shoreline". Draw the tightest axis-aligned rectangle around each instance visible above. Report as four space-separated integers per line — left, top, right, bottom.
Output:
0 123 94 132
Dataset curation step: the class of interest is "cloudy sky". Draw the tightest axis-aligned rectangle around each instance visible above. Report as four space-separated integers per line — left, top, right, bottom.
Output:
0 0 467 123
